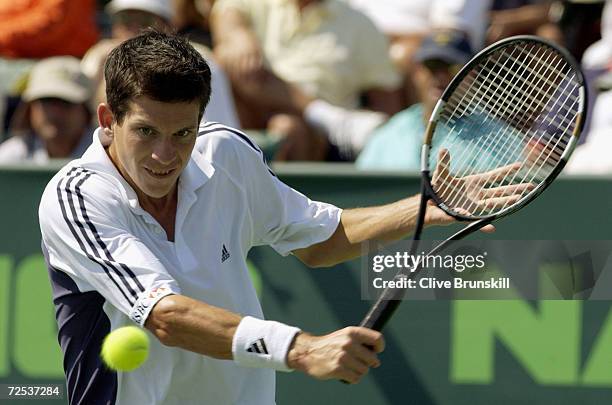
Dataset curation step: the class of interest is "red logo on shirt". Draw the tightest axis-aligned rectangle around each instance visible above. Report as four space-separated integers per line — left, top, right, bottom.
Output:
148 286 169 299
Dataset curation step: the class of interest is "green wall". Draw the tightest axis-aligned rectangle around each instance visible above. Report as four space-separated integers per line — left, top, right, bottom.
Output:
1 164 612 404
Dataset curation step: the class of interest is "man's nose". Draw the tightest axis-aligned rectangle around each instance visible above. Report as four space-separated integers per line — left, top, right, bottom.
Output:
152 138 176 164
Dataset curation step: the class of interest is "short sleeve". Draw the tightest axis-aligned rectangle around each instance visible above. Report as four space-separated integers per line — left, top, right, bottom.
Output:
39 167 180 326
234 137 342 256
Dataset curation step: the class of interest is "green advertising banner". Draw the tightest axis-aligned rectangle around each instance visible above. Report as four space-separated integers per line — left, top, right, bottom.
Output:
1 164 612 404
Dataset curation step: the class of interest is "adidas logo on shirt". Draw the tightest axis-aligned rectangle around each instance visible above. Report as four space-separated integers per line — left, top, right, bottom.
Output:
246 338 268 355
221 244 230 263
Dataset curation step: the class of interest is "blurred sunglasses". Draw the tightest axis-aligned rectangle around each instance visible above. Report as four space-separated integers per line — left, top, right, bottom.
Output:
423 59 463 77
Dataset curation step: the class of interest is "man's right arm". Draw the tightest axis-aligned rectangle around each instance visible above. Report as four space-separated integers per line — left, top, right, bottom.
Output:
40 167 383 384
146 294 384 384
145 294 240 359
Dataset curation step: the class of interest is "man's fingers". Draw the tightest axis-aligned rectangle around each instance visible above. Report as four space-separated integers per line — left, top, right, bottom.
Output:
469 162 522 185
481 182 534 198
348 343 381 369
340 368 365 385
480 224 496 233
292 328 384 383
432 148 452 186
338 351 370 376
345 327 385 353
477 194 521 210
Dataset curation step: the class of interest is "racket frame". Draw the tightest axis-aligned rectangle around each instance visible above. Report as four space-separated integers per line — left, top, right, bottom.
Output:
358 35 588 332
424 35 586 222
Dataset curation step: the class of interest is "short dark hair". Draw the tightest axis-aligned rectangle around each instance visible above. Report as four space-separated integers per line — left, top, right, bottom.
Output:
104 30 211 124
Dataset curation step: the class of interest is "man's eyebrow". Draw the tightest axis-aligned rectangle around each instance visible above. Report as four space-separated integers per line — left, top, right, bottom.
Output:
130 120 158 130
129 121 197 134
173 126 198 134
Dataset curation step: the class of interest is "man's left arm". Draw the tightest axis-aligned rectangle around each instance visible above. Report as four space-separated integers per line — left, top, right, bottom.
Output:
293 196 477 268
294 148 531 268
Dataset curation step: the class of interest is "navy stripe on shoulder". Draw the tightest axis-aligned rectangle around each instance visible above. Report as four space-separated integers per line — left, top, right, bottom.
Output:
71 170 145 293
198 125 261 154
56 167 145 307
198 125 277 178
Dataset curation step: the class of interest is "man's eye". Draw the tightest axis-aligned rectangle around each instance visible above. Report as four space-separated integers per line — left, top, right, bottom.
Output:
176 130 192 137
138 127 153 136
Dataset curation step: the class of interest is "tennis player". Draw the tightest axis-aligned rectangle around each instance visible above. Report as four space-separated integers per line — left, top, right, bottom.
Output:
39 31 499 405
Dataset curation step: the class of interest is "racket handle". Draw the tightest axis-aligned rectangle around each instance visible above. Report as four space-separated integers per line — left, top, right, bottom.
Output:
360 299 401 331
339 300 401 383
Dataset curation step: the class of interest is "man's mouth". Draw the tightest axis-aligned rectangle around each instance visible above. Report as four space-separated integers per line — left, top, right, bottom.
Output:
144 167 175 178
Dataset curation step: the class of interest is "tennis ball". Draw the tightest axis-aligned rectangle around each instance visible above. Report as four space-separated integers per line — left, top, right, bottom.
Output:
247 260 262 297
101 326 149 371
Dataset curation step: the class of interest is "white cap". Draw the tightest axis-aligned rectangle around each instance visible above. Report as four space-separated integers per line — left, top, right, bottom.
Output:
106 0 173 21
23 57 92 104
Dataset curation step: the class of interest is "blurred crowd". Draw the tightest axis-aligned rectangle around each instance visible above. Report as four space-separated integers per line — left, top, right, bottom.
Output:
0 0 610 173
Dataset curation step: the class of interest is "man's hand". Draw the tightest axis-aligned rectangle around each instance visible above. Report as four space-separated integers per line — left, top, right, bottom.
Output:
430 149 533 219
286 327 384 384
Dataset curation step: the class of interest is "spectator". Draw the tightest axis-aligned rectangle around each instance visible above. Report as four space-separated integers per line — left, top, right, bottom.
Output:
582 0 612 72
564 88 612 174
345 0 490 49
211 0 403 161
489 1 605 61
579 0 611 138
81 0 239 128
344 0 490 106
81 0 175 109
172 0 214 48
0 57 93 164
0 0 98 58
566 37 612 175
487 1 554 44
548 0 605 62
357 31 473 171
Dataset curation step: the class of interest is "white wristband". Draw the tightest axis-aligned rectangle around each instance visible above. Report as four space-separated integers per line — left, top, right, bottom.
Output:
232 316 301 372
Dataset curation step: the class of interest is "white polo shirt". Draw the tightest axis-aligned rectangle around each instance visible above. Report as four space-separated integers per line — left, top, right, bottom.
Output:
38 122 342 405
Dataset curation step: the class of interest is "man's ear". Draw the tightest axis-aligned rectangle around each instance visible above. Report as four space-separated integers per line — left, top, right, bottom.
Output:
97 103 115 132
97 104 115 147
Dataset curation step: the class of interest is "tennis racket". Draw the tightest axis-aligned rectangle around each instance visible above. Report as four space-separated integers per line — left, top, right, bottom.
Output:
360 35 587 331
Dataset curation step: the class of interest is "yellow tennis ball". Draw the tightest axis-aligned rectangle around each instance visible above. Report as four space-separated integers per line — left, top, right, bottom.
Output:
101 326 149 371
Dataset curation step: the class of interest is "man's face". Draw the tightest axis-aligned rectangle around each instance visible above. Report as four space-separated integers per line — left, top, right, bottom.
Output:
30 98 88 143
414 59 462 110
107 96 200 200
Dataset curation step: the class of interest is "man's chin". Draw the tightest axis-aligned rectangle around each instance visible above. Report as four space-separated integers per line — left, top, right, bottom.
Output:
140 186 173 200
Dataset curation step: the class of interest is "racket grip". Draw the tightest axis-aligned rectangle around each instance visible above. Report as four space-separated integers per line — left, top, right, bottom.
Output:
340 342 376 384
360 299 401 331
340 301 399 384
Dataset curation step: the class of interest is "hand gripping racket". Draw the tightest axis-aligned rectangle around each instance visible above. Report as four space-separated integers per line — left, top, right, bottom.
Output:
360 35 587 332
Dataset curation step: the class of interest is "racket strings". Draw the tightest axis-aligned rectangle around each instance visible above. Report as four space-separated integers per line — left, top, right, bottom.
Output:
439 44 554 184
447 44 563 169
431 41 581 218
443 45 553 186
455 54 577 135
442 60 577 217
433 47 531 209
468 48 575 186
489 49 580 193
435 44 557 209
444 62 577 215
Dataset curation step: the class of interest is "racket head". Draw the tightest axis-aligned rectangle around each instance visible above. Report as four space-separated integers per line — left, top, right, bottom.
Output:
421 35 587 221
